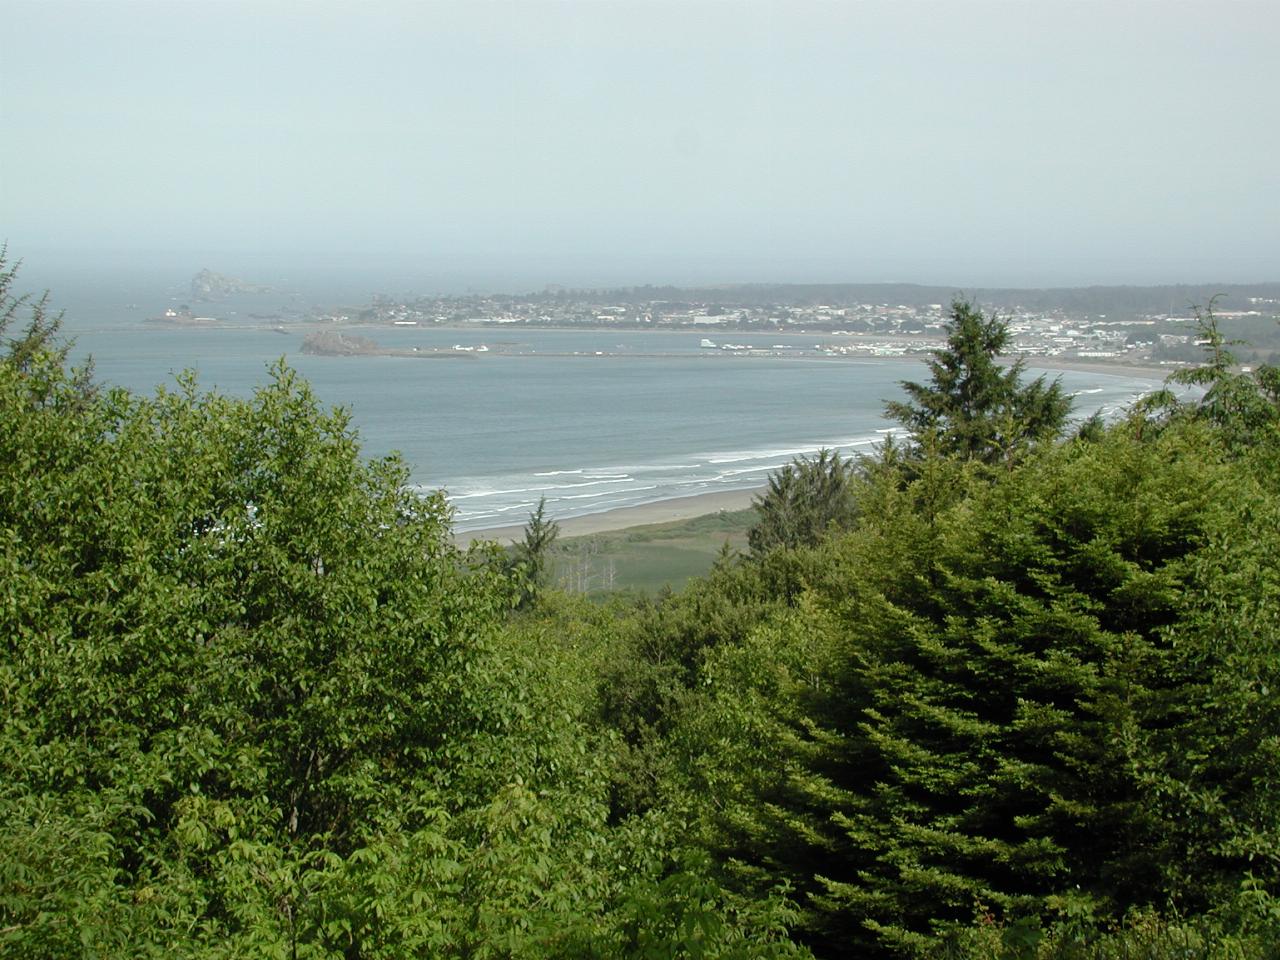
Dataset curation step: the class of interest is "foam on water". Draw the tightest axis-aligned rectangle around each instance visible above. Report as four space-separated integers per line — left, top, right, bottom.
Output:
440 429 908 531
436 381 1162 533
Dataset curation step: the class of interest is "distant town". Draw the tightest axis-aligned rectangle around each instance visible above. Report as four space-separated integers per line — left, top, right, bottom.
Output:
315 284 1280 368
166 272 1280 369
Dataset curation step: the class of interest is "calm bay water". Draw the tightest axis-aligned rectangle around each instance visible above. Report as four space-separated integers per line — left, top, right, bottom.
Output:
51 281 1161 531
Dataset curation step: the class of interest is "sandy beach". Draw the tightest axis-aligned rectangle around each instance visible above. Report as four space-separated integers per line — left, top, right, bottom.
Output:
453 357 1171 548
1020 357 1173 381
454 486 762 547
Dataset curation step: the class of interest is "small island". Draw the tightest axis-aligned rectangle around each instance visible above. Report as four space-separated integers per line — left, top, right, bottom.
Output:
300 330 476 358
190 268 271 301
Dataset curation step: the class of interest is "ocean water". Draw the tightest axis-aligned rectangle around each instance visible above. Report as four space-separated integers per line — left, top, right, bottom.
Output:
46 280 1162 531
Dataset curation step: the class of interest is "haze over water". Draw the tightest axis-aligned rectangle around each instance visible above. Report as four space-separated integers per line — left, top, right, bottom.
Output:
4 1 1278 291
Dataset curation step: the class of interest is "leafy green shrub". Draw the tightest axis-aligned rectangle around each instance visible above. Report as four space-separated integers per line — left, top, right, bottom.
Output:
0 260 811 957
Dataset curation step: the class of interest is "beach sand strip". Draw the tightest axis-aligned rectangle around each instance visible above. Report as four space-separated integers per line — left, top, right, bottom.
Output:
454 487 762 547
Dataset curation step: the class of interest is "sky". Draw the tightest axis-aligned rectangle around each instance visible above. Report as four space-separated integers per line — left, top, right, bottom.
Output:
2 0 1277 291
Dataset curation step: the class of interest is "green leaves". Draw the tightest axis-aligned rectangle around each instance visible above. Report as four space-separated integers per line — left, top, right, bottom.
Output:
0 262 812 957
12 258 1277 958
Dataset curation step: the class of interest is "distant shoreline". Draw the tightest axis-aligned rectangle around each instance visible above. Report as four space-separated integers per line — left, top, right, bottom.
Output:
1020 357 1171 381
453 487 762 547
139 314 1185 383
306 323 1177 380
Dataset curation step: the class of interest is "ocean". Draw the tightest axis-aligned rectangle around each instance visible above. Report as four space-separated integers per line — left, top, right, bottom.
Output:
43 278 1162 532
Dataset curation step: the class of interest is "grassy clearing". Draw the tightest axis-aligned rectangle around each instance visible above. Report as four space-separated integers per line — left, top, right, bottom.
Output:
549 507 758 595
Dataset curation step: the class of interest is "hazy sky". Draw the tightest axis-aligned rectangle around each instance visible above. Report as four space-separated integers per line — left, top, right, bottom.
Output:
3 0 1277 289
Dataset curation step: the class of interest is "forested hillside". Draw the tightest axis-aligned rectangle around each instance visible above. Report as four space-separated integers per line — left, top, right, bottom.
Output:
4 258 1279 958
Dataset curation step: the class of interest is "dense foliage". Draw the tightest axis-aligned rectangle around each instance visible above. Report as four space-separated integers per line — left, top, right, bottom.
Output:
0 259 803 958
722 422 1279 954
597 302 1280 957
4 261 1279 958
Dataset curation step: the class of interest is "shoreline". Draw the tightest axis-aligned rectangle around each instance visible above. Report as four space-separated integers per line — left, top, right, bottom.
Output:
143 312 1184 385
1019 357 1172 381
452 358 1171 548
144 315 1182 382
454 487 762 547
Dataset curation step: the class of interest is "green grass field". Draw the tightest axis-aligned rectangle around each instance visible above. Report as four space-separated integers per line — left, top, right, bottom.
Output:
549 507 758 595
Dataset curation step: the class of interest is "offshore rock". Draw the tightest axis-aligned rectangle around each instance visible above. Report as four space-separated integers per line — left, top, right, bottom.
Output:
300 330 382 356
190 268 270 301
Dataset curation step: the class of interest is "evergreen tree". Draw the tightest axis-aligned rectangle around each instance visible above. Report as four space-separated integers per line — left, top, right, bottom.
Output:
0 245 94 397
749 449 859 553
687 422 1280 957
512 495 560 605
1164 301 1280 446
885 299 1070 464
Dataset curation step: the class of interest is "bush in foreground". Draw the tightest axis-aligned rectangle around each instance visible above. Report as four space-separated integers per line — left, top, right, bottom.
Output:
0 260 806 957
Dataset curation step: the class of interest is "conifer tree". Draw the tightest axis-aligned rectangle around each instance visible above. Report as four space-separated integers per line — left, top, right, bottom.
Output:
714 422 1280 956
0 245 94 398
513 495 560 605
885 299 1070 464
1165 301 1280 446
749 448 858 553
